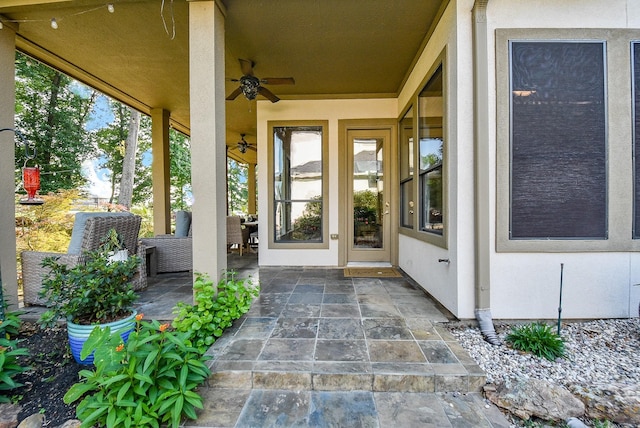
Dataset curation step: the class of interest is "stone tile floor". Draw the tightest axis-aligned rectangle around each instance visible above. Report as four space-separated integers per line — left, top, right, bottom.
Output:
20 253 511 427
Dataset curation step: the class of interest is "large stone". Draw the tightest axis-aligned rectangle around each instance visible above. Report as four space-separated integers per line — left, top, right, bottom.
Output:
484 379 585 421
571 383 640 426
0 403 21 428
16 413 43 428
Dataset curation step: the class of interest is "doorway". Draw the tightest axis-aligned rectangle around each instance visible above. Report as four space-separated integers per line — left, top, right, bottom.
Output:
346 128 392 263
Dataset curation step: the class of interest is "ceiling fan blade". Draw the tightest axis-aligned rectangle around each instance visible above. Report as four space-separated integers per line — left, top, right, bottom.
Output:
257 86 280 103
239 58 254 76
226 87 243 101
261 77 295 85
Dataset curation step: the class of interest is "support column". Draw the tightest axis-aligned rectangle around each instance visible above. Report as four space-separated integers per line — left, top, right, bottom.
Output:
151 108 171 234
0 25 18 309
189 0 227 281
247 163 256 214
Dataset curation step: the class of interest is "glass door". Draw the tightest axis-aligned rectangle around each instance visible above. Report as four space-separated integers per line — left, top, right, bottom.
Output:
347 129 391 262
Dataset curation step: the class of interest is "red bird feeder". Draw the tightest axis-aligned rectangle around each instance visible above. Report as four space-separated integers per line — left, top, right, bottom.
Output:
21 166 43 205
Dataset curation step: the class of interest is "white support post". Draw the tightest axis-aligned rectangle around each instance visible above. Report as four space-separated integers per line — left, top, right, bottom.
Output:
189 0 227 281
0 26 18 310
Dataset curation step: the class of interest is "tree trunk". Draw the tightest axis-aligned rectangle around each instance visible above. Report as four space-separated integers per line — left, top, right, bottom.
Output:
118 108 140 209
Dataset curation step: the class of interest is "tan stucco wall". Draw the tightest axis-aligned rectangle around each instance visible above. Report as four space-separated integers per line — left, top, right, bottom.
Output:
257 98 397 267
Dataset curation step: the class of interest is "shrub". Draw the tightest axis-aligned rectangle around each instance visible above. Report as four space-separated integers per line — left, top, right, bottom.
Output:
38 228 139 327
64 315 211 428
506 322 566 361
0 306 30 403
172 271 259 354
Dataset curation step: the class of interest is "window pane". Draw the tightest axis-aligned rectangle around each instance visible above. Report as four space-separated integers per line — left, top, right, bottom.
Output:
400 179 413 228
273 126 323 243
633 42 640 238
353 138 384 248
400 107 414 179
421 167 443 234
510 41 607 239
419 66 444 236
275 200 322 241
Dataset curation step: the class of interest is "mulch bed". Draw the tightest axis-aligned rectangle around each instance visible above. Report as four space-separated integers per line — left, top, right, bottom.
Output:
11 322 82 426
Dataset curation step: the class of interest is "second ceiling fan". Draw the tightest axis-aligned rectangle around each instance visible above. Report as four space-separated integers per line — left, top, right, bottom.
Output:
226 59 295 103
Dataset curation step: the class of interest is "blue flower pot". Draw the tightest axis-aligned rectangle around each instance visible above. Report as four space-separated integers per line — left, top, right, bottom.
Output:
67 310 137 365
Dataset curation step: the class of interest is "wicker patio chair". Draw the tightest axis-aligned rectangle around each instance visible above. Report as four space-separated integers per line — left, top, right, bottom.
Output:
227 216 248 256
21 214 146 306
139 234 193 273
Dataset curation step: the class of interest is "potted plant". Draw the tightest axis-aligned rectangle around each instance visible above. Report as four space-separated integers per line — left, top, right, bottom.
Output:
38 228 140 364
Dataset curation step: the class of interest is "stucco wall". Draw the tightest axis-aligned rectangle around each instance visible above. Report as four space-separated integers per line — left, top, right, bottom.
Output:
395 0 477 319
257 98 397 266
487 0 640 319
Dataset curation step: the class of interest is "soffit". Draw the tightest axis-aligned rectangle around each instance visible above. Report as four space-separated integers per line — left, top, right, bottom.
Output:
0 0 445 158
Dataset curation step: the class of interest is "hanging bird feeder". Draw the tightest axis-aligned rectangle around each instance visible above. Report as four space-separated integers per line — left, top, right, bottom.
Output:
1 127 44 205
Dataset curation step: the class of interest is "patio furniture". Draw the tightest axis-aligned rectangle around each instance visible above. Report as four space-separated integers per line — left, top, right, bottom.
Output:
139 210 192 273
227 216 249 256
21 213 146 306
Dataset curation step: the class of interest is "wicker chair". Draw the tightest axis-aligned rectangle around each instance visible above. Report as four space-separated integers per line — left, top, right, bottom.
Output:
139 234 193 273
21 214 146 306
227 216 248 256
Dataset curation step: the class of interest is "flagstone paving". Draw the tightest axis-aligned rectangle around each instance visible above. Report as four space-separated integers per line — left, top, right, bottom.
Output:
20 254 510 427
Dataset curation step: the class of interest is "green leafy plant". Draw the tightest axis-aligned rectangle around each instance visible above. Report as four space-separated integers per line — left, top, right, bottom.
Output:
0 306 30 403
506 322 566 361
172 271 259 354
38 228 140 327
64 315 211 428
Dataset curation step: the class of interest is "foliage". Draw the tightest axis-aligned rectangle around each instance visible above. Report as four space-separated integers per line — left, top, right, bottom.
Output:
15 189 80 255
92 101 152 206
15 52 97 193
506 322 566 361
227 159 248 213
0 305 30 403
170 130 192 211
38 229 140 327
291 195 322 240
172 271 259 354
353 189 379 226
64 315 211 428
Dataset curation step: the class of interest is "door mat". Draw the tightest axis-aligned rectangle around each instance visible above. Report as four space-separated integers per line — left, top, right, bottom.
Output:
343 267 402 278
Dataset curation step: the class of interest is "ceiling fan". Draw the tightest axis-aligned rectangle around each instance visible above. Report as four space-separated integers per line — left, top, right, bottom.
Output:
226 59 295 103
235 134 256 154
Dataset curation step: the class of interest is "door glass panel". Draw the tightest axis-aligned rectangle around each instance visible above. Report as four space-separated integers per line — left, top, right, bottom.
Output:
353 138 384 248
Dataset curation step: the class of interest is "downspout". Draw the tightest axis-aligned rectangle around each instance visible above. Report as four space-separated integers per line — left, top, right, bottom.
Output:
472 0 500 345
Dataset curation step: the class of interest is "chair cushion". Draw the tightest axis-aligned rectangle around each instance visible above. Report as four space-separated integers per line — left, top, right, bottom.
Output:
175 211 192 237
68 212 132 254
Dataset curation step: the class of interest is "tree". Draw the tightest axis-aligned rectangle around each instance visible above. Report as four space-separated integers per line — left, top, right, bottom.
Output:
227 159 247 214
93 101 151 207
15 52 97 193
170 130 191 211
117 108 140 208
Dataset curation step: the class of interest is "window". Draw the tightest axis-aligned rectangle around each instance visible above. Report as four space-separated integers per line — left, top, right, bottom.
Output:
270 123 328 246
400 107 414 229
398 59 446 246
509 41 607 239
633 42 640 238
419 67 443 235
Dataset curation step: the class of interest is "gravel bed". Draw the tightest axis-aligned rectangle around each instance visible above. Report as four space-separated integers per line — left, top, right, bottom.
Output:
447 318 640 388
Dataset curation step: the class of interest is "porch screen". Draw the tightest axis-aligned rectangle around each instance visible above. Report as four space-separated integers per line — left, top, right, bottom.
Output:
509 41 607 239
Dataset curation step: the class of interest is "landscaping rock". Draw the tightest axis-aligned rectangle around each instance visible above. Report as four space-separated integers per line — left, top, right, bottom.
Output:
571 382 640 426
0 403 21 428
484 379 584 421
16 413 43 428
